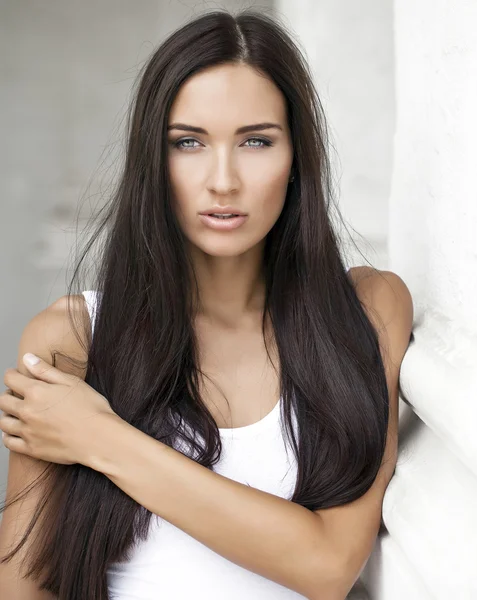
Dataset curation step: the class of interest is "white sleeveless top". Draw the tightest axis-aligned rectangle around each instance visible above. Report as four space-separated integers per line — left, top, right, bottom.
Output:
81 290 303 600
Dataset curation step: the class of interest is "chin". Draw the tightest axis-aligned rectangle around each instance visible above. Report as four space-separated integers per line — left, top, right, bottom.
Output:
200 245 249 258
193 237 260 258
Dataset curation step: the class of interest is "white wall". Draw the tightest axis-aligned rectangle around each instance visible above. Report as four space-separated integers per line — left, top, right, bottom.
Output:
274 0 395 270
276 0 477 598
363 1 477 598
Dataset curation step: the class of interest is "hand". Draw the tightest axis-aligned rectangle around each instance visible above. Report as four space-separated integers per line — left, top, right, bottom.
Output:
0 353 118 465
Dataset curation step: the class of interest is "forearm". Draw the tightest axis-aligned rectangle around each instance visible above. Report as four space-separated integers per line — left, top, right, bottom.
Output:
88 414 342 599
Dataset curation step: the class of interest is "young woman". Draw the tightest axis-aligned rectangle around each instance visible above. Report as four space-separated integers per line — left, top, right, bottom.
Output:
0 9 413 600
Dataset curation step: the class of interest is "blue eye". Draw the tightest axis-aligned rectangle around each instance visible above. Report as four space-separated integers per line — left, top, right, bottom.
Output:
174 138 199 149
171 137 273 150
244 137 273 148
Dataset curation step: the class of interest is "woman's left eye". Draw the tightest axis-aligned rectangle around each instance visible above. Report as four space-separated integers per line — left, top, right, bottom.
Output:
244 137 273 148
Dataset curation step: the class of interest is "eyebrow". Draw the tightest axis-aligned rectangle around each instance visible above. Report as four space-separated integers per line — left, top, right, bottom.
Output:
167 122 283 135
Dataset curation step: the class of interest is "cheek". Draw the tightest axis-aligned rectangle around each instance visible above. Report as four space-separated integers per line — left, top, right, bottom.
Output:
168 173 196 224
255 180 288 227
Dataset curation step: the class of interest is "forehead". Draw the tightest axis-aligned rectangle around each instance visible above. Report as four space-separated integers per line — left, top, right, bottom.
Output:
168 63 287 127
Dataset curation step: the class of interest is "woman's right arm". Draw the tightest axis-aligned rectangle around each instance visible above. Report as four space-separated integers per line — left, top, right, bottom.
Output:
0 295 88 599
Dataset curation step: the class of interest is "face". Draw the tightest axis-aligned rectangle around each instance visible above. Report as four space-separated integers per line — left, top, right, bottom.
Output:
166 62 294 258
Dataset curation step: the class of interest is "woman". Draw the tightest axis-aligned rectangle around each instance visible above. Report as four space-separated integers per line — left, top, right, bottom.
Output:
0 9 413 600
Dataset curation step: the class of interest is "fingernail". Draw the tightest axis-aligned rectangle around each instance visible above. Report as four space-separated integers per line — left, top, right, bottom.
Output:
24 353 40 366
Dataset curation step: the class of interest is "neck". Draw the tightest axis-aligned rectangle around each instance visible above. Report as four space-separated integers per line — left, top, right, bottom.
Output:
188 241 267 326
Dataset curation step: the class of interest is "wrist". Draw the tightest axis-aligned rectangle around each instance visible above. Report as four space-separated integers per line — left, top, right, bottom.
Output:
85 411 128 473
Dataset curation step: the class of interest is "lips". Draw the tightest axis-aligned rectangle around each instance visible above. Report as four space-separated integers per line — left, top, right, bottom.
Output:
199 208 247 216
198 213 248 231
204 213 240 216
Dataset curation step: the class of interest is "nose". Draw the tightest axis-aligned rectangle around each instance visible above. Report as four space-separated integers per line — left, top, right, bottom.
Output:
207 152 239 195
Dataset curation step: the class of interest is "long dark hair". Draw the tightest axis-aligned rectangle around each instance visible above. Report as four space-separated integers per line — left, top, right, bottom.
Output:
1 8 390 599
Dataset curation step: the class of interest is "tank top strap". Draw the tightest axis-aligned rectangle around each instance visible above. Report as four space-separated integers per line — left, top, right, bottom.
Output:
81 290 99 334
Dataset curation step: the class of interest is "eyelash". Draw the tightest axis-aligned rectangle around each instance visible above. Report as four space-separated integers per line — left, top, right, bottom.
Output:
171 137 273 150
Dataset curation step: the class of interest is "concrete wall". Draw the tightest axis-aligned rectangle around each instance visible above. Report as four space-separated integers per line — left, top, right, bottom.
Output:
362 1 477 598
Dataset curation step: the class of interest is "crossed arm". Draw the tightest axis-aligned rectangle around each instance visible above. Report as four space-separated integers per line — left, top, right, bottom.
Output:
0 268 412 600
86 269 413 600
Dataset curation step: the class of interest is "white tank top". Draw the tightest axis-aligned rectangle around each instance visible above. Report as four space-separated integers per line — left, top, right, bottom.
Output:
81 290 304 599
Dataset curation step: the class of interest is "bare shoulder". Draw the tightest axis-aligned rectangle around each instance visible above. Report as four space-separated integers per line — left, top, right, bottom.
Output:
348 265 414 373
312 270 414 596
347 269 414 489
20 293 91 380
2 293 90 502
0 295 90 597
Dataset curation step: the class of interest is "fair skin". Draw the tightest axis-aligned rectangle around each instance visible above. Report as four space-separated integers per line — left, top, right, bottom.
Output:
0 63 413 599
168 61 293 316
167 62 294 427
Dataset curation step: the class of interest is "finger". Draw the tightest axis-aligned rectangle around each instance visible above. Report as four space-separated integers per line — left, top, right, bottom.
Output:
0 390 23 419
2 432 28 455
22 353 76 385
0 413 22 437
3 368 33 398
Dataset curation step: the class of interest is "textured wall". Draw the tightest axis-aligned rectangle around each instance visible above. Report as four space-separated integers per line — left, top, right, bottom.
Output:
362 1 477 598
